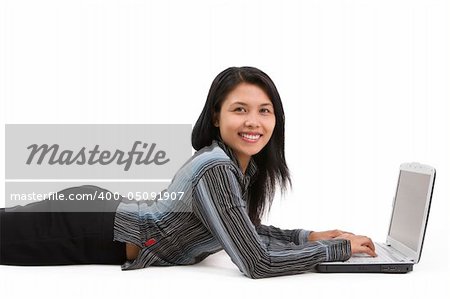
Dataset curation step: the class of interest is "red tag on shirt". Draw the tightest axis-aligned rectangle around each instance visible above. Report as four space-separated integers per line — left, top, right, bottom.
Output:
144 238 157 247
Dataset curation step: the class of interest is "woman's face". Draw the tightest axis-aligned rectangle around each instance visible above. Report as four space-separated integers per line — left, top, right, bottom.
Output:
214 83 276 172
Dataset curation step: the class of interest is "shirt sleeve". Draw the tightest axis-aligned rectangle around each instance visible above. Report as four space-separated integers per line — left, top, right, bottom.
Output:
192 164 352 279
255 224 312 246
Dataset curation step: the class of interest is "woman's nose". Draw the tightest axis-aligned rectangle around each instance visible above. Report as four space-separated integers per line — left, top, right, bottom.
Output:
244 113 260 127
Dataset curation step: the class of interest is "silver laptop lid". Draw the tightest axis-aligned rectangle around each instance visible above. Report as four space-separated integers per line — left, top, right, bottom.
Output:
386 162 436 263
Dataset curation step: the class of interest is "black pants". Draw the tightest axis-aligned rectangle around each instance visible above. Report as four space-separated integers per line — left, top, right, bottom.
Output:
0 185 126 266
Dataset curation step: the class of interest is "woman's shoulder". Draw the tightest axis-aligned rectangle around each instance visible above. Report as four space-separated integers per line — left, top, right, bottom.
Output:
191 140 234 171
163 141 239 202
174 140 237 182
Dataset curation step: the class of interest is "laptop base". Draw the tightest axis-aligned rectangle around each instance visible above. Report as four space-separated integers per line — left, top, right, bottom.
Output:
316 263 414 273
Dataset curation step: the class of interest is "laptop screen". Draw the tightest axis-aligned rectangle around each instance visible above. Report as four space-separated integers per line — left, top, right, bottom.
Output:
388 170 432 252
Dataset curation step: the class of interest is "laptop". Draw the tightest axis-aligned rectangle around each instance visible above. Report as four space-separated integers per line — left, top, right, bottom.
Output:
316 162 436 273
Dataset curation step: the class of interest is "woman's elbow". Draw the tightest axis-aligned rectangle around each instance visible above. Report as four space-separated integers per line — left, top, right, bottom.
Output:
240 263 267 279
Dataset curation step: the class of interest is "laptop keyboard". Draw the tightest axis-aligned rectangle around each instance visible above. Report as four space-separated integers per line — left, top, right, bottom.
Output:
344 243 406 264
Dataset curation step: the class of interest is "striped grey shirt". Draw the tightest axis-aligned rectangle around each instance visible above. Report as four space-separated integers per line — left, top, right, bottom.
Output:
113 139 351 278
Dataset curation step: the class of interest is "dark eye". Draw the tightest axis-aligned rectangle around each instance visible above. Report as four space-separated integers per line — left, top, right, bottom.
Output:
234 107 246 112
260 108 271 113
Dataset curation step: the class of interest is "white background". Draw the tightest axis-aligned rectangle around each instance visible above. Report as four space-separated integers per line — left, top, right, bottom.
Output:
0 0 449 298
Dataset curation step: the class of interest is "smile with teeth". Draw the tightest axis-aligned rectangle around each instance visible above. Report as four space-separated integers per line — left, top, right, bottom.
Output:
239 133 261 141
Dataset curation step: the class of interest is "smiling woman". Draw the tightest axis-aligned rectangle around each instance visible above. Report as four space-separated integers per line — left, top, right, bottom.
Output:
212 83 276 174
0 66 376 279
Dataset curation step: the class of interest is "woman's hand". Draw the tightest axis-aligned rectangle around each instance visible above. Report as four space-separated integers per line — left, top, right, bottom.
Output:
308 229 354 241
308 230 377 257
335 233 377 257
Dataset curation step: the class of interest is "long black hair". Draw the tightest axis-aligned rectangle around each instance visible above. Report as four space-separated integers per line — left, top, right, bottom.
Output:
192 66 291 226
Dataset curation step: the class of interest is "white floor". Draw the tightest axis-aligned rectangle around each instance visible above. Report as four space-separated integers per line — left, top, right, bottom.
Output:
0 249 448 299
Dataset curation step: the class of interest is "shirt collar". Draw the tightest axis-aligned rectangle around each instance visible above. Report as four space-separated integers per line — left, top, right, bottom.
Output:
213 137 258 179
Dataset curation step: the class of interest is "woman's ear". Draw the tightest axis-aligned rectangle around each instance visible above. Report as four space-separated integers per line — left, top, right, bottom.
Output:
213 113 219 127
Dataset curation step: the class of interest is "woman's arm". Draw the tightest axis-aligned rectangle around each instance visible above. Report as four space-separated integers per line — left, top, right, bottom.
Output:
255 224 312 246
192 165 352 279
